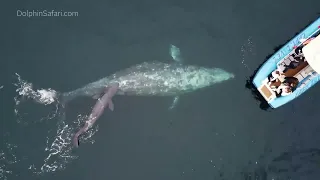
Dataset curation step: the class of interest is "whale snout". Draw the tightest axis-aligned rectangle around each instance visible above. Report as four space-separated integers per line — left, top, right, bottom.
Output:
226 72 235 79
210 68 235 81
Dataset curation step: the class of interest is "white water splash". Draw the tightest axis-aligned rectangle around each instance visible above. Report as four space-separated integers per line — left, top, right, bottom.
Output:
11 73 99 175
0 85 3 90
35 115 98 174
14 73 57 106
13 73 59 125
0 142 19 180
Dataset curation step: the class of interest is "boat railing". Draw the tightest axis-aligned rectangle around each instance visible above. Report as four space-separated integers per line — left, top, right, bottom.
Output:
295 27 320 49
276 29 320 68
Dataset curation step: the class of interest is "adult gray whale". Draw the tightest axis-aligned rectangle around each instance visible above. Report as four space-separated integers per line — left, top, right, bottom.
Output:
58 45 234 147
61 45 234 104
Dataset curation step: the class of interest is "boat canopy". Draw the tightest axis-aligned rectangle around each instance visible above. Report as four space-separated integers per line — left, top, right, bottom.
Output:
302 35 320 73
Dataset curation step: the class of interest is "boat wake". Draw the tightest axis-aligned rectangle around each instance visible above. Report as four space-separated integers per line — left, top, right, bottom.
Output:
2 73 99 176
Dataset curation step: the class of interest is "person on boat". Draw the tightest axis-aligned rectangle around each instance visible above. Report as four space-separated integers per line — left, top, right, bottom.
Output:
274 76 298 96
268 70 285 84
275 83 293 97
283 77 299 90
283 55 305 72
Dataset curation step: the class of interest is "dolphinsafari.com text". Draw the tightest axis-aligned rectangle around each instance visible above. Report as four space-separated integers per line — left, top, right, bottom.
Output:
17 10 79 18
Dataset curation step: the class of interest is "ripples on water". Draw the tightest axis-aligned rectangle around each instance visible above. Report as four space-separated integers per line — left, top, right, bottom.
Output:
0 141 18 180
240 36 256 72
2 73 320 179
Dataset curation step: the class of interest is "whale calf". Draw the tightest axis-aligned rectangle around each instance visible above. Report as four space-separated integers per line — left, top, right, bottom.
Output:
72 83 119 147
57 45 234 147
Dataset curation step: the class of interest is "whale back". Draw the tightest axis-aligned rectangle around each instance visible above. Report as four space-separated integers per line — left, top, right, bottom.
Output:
108 62 228 96
65 62 234 99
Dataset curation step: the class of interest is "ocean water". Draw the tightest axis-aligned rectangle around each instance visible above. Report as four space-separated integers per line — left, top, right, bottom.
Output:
1 0 320 180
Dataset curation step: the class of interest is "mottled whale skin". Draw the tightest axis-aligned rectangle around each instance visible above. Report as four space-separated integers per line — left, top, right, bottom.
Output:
62 61 234 102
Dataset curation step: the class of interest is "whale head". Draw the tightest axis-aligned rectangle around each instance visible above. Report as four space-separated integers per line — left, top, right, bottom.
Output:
192 67 234 86
178 66 234 91
209 68 235 83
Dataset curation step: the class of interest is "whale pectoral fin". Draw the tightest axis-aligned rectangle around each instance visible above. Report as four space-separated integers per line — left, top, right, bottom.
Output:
108 99 114 111
170 44 183 63
169 96 179 110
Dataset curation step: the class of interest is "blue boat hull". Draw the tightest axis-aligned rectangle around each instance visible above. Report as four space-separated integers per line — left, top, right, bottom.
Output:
252 17 320 108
